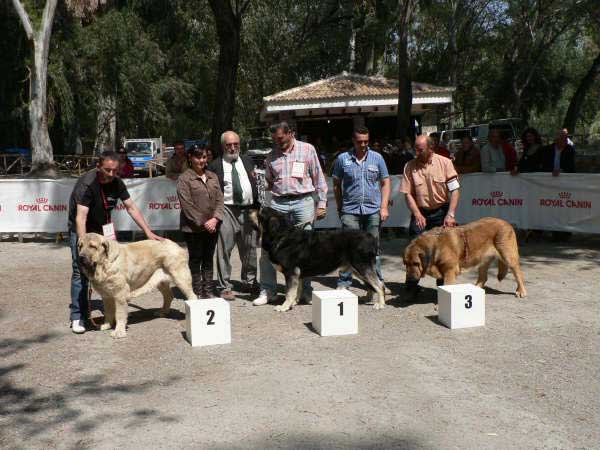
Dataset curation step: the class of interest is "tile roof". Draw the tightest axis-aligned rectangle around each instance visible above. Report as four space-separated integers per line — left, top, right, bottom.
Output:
264 72 454 103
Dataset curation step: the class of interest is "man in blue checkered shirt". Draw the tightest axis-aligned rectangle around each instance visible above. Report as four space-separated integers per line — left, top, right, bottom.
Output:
332 126 391 294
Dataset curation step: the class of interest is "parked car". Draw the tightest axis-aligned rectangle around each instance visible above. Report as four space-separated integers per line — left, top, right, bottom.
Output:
469 118 524 153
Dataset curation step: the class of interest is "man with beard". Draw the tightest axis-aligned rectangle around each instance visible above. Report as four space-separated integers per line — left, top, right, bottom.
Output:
67 150 163 334
208 131 260 300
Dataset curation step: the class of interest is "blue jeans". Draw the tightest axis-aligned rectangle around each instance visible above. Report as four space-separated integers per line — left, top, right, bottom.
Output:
337 212 384 288
259 194 315 297
69 231 89 321
408 204 449 237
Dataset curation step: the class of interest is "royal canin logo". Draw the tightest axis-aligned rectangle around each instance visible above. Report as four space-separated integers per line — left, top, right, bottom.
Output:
18 197 67 212
148 195 180 210
539 191 591 209
472 190 523 207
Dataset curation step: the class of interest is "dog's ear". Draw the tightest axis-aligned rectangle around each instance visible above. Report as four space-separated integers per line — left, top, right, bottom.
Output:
268 216 280 233
102 238 118 262
418 250 430 277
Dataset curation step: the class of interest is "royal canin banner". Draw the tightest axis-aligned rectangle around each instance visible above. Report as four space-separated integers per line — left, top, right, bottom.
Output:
0 173 599 233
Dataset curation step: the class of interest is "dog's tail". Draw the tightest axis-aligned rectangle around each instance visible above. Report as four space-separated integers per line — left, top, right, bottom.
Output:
497 260 508 281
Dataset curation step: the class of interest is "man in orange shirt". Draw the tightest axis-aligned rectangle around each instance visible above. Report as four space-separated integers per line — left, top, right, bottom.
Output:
401 135 461 289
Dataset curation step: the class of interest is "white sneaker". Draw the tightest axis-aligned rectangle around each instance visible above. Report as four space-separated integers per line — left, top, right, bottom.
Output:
71 319 86 334
252 290 273 306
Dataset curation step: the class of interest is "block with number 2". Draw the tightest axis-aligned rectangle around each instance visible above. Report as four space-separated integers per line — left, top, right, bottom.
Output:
312 290 358 336
184 298 231 347
437 283 485 329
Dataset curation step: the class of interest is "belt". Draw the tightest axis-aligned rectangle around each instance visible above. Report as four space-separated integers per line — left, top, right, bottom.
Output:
226 204 255 209
273 192 313 200
419 204 449 213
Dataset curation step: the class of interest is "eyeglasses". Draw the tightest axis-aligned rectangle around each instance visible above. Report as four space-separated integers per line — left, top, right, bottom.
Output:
225 142 240 148
99 166 118 175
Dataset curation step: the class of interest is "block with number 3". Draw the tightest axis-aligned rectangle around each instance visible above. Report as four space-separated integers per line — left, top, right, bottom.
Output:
312 290 358 336
437 284 485 329
184 298 231 347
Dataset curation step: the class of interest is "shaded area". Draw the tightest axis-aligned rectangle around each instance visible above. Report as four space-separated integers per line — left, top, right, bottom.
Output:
0 333 180 446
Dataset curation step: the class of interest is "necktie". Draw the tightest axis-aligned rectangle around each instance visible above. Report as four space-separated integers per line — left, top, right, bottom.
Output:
231 160 244 205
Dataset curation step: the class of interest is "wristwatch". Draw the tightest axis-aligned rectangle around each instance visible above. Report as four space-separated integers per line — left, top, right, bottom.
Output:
447 212 455 218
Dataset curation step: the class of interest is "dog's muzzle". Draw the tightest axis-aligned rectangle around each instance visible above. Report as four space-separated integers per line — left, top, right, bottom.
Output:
78 255 96 275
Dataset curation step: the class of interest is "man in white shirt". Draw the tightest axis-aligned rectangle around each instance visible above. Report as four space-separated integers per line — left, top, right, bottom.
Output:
208 131 260 300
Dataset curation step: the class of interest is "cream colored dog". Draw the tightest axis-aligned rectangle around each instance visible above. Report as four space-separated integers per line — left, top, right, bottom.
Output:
78 233 197 338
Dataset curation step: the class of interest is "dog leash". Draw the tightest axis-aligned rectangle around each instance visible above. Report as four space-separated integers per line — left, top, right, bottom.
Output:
460 229 469 262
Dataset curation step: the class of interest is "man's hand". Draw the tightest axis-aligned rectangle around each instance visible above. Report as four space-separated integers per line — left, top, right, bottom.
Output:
443 214 457 227
315 207 327 221
380 207 389 222
415 213 427 230
204 218 219 233
146 231 165 241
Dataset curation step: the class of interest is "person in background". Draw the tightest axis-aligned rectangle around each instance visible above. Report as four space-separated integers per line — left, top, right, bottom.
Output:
518 127 543 173
430 132 451 159
205 146 215 165
529 129 576 175
177 146 224 298
453 136 481 174
166 140 189 180
480 128 517 174
562 128 575 148
67 151 163 334
116 147 134 178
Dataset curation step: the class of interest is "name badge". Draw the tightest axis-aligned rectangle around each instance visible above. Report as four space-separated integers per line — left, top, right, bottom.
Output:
102 223 117 240
291 161 305 179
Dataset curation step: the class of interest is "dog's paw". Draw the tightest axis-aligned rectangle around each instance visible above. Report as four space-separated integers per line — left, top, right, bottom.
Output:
274 305 290 312
515 289 527 298
110 329 127 339
100 322 112 331
372 302 385 310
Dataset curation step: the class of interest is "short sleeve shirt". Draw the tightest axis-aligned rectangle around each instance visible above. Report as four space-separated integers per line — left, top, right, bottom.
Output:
332 148 389 215
68 170 130 234
400 153 458 209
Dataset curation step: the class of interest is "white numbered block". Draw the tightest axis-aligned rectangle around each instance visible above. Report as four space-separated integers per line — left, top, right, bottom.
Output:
312 290 358 337
184 298 231 347
437 283 485 329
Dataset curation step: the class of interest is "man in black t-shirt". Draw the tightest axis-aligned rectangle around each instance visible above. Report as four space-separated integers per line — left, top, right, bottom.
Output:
68 150 163 334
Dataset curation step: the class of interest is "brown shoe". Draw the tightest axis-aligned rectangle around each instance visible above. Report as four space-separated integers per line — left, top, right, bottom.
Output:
220 290 236 301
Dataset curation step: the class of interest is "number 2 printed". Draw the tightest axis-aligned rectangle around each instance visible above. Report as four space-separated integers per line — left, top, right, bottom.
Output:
206 309 215 325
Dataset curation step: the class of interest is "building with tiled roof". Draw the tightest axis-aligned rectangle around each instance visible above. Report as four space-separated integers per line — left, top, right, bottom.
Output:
260 72 454 148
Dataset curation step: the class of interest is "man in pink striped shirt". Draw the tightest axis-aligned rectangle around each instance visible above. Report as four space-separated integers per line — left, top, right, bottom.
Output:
253 122 328 307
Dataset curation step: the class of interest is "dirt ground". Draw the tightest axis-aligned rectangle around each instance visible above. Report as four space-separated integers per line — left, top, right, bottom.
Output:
0 232 599 449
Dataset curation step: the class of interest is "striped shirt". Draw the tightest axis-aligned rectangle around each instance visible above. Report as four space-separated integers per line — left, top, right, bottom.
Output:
265 139 328 208
332 148 389 215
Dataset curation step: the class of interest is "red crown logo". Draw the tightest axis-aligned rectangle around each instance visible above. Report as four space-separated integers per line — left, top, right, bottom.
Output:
167 195 177 203
35 197 48 204
490 191 503 198
558 192 571 199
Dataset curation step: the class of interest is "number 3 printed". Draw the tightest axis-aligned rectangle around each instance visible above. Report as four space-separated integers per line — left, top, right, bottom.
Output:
464 295 472 309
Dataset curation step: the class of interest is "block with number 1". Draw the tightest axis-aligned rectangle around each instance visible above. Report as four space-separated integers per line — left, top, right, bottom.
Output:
184 298 231 347
312 290 358 336
437 283 485 329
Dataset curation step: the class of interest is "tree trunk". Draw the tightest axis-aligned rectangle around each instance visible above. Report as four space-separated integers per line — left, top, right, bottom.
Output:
396 0 415 141
11 0 59 178
94 94 117 153
562 51 600 134
208 0 244 155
